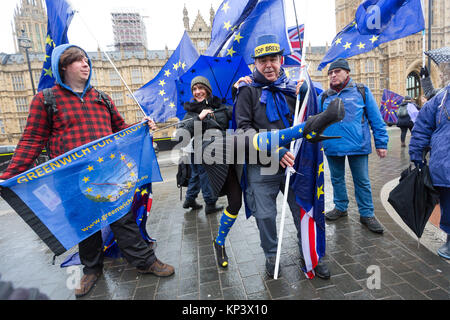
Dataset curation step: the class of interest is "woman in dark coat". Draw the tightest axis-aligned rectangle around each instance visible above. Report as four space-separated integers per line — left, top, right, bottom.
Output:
177 76 242 268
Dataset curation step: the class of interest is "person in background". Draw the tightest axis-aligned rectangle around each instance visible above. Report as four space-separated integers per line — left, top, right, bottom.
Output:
396 96 419 147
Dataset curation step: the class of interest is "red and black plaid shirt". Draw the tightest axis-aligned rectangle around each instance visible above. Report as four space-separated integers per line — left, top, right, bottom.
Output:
1 85 129 180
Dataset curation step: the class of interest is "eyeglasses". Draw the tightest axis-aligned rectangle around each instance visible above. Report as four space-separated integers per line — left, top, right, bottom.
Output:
327 69 342 76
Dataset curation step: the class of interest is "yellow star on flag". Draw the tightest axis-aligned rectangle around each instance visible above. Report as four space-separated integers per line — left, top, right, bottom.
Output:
121 155 126 161
181 62 186 70
43 67 52 77
159 80 166 87
141 189 148 196
82 177 90 183
357 42 365 49
369 35 379 43
173 63 179 70
86 187 92 193
223 21 232 30
97 157 104 163
221 1 230 13
110 153 115 159
334 37 342 45
226 47 236 57
164 69 171 77
159 89 166 96
44 54 50 62
318 162 324 177
169 102 175 108
127 163 133 168
96 194 101 199
317 185 324 199
45 35 53 46
343 42 352 50
234 33 243 43
87 165 94 172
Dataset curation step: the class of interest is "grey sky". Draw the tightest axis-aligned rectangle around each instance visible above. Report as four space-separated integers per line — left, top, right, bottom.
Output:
1 0 336 54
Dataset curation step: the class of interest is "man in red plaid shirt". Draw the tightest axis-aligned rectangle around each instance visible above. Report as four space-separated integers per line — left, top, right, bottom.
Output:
0 44 174 298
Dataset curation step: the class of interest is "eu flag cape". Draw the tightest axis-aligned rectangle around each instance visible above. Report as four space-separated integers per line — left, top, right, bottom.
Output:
0 123 162 256
38 0 75 91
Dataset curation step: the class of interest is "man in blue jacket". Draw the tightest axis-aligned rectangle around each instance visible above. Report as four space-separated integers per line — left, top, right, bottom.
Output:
320 58 388 233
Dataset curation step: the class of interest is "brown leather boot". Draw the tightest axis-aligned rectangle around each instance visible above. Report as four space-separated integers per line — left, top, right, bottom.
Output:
138 259 175 277
74 272 101 298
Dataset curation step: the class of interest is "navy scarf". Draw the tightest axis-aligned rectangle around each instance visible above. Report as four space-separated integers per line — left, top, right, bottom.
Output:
250 68 297 128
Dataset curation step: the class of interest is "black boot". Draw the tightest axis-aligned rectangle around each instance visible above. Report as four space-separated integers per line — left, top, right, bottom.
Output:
182 198 203 210
205 203 224 215
303 97 345 142
213 240 229 268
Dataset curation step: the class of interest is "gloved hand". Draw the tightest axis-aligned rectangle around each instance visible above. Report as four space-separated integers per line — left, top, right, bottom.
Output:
413 160 424 169
419 66 429 78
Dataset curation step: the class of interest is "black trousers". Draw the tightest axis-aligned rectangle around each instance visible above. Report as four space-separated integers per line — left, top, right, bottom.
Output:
78 211 156 275
221 165 243 215
400 126 413 143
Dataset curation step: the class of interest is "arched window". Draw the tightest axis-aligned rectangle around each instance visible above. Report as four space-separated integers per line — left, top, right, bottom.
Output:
406 72 420 100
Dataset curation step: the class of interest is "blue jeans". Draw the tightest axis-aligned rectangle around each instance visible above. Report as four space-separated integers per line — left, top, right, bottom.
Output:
185 163 216 205
437 187 450 234
326 154 374 217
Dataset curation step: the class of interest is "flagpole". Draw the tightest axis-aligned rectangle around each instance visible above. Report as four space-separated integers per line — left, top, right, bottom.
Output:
421 0 425 67
274 0 310 279
74 10 147 117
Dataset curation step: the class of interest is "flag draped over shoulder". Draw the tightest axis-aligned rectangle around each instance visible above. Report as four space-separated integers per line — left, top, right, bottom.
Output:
290 74 326 279
224 0 292 65
134 32 199 122
283 25 304 67
204 0 258 56
380 88 403 124
0 123 162 256
38 0 75 92
318 0 424 70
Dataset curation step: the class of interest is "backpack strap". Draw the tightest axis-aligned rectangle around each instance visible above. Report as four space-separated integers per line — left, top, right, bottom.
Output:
95 89 114 114
355 83 368 123
42 88 57 130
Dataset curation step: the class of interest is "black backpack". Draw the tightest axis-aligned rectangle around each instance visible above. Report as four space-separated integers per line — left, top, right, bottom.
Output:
176 154 191 200
397 104 409 118
37 88 114 164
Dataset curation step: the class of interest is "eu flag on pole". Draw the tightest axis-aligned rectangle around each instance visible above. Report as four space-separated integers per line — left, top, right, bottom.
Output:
37 0 75 92
0 123 162 256
318 0 424 70
380 89 404 124
355 0 407 35
290 73 326 279
204 0 258 56
224 0 292 65
134 32 199 122
283 25 304 67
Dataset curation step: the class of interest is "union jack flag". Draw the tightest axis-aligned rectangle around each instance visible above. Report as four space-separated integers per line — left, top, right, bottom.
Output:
290 73 326 279
283 25 305 67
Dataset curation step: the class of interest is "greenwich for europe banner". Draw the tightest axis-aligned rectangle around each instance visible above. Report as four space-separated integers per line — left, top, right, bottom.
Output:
0 123 162 256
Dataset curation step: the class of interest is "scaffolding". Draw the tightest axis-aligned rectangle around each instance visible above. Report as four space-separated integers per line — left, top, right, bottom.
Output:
111 8 148 51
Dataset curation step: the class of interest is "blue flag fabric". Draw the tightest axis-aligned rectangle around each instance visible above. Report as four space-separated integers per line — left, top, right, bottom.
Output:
224 0 292 65
290 74 326 279
318 0 424 70
134 32 199 122
60 183 156 267
204 0 258 56
380 88 404 124
37 0 75 92
355 0 407 35
175 55 251 120
283 25 304 67
0 123 162 256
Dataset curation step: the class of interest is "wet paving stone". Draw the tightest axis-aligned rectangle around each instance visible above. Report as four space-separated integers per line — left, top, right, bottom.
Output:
0 128 448 301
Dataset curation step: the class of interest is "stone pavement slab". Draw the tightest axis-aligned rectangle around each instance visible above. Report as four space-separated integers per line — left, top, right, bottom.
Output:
0 127 448 300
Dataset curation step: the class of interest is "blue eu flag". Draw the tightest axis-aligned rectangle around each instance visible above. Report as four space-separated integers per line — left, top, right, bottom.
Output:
134 32 199 122
0 123 162 256
318 0 424 70
204 0 258 56
224 0 292 65
37 0 75 92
